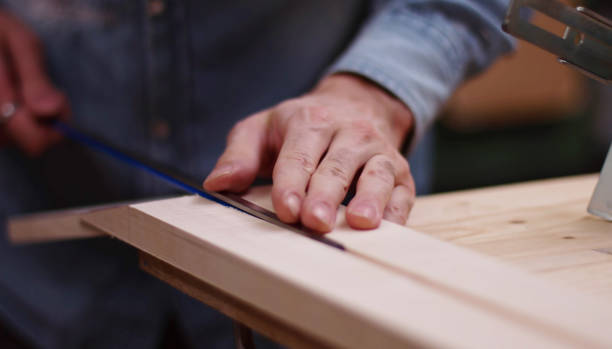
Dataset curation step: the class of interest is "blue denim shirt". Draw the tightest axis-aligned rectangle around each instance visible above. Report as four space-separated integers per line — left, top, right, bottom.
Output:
0 1 512 348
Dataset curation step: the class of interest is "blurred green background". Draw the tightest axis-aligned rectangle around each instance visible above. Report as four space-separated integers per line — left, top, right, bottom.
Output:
432 103 607 192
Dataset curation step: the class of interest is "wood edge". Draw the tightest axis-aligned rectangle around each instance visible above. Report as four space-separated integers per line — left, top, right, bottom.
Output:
415 173 598 202
100 203 429 349
129 190 608 348
138 252 334 349
8 208 107 244
7 197 173 244
8 220 103 245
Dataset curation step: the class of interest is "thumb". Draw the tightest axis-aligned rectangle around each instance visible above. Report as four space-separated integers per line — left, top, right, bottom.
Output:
203 111 270 192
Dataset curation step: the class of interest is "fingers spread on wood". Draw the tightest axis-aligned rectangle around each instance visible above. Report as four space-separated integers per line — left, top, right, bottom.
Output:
301 131 375 232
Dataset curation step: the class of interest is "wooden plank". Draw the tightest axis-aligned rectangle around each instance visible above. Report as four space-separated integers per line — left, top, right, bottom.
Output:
8 174 612 347
410 174 612 299
139 252 331 349
8 205 108 243
242 182 612 348
7 198 164 244
82 193 612 349
82 199 585 349
409 174 598 227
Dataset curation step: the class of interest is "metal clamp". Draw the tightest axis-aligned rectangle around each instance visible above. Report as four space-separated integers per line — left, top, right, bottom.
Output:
503 0 612 84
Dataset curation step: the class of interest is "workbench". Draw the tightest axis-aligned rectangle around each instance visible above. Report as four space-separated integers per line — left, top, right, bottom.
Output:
411 174 612 299
8 174 612 348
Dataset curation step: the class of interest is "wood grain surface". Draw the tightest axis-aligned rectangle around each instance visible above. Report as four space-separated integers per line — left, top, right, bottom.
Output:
411 174 612 298
8 174 612 348
79 175 612 349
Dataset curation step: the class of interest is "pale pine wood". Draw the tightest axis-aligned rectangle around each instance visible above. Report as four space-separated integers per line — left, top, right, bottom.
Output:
82 200 575 349
7 198 166 244
7 174 612 348
81 189 612 349
242 180 612 348
410 174 612 299
410 174 598 227
8 205 107 243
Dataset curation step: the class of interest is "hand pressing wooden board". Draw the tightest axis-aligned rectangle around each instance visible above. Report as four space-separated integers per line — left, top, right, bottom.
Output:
243 185 612 347
82 190 612 349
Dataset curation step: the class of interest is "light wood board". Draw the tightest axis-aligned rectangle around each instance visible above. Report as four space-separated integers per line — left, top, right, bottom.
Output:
7 174 612 348
411 174 612 298
8 204 107 243
139 252 331 349
79 178 612 349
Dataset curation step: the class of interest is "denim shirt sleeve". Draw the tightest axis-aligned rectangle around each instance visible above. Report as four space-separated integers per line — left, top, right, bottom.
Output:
327 0 514 151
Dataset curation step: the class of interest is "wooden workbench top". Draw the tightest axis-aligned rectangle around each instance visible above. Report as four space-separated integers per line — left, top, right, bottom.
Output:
410 174 612 298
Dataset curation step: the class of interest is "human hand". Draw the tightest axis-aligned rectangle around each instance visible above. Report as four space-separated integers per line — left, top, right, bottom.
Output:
0 11 69 156
204 74 416 233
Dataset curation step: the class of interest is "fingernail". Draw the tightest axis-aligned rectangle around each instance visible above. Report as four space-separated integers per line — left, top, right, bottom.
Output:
285 193 301 218
351 203 378 222
207 164 234 181
312 202 333 228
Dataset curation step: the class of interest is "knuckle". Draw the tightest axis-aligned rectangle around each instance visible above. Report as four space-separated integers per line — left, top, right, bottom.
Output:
233 118 250 131
281 150 317 174
227 119 249 141
350 119 375 131
319 153 352 185
385 203 404 218
386 192 414 221
356 129 377 145
394 157 412 183
378 157 396 173
293 105 332 125
364 158 395 185
303 105 332 124
349 119 384 147
275 98 299 111
364 168 393 185
324 165 349 183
